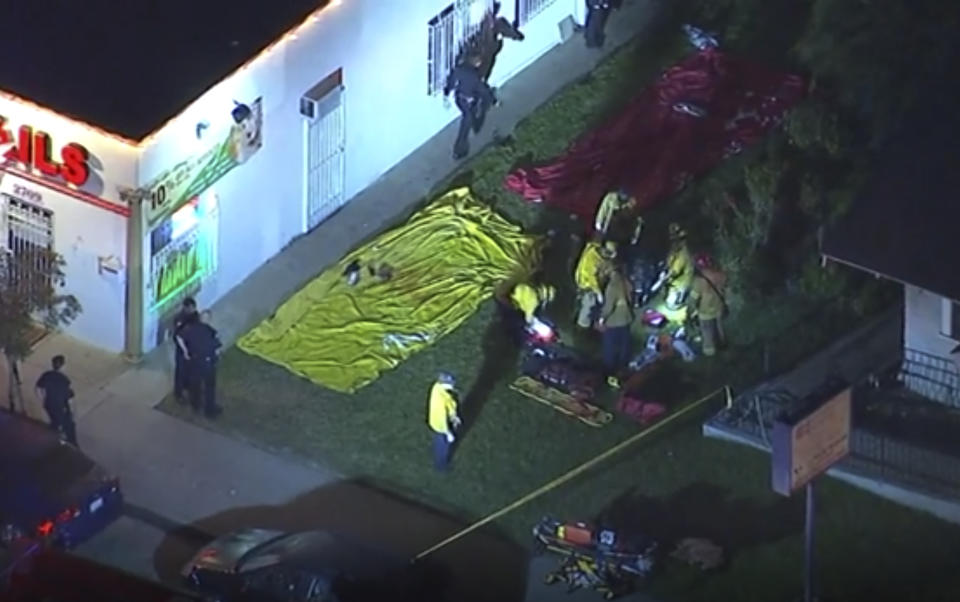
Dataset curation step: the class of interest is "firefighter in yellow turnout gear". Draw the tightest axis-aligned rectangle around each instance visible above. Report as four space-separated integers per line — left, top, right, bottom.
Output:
664 223 694 310
595 188 644 244
688 254 728 356
510 282 556 326
573 239 616 329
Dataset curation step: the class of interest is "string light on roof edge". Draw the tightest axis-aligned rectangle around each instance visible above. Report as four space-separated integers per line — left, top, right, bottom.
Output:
0 1 341 150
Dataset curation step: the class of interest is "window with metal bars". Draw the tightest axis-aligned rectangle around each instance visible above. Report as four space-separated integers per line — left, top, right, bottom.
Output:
3 195 55 294
516 0 556 26
427 0 494 95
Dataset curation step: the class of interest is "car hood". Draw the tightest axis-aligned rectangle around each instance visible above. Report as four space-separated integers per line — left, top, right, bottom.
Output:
183 528 285 576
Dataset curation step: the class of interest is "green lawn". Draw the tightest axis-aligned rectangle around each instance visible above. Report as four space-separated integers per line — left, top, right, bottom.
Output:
159 18 959 602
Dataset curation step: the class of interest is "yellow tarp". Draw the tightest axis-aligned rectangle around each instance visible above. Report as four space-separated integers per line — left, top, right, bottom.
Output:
237 188 541 393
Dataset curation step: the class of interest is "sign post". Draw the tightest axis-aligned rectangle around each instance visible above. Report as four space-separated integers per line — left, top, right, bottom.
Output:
771 381 852 602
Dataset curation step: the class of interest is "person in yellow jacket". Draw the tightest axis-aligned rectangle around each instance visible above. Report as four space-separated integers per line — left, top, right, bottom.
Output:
595 188 644 244
664 223 694 310
510 282 556 326
574 239 616 328
427 372 462 471
598 265 634 388
688 254 728 356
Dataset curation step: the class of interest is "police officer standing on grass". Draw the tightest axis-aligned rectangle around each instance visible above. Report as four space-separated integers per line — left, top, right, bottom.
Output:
176 310 224 418
35 355 79 447
584 0 613 49
172 297 198 402
444 53 499 160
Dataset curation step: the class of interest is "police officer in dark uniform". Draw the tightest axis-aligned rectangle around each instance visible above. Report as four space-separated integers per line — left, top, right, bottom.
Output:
443 53 498 160
585 0 612 49
176 310 223 418
172 297 198 402
35 355 78 446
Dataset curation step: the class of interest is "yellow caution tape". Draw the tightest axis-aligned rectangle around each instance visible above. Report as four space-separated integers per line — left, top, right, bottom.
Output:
414 385 731 560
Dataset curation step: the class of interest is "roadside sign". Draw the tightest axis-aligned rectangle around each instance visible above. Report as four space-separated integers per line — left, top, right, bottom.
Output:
771 382 852 496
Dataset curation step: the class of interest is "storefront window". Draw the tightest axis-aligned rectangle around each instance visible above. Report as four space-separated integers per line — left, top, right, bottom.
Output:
149 191 218 311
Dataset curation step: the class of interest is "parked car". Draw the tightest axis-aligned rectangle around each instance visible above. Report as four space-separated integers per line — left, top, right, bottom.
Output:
182 528 451 602
0 408 123 549
4 544 207 602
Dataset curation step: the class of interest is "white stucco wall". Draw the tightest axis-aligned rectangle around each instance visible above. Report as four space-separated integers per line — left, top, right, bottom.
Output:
135 0 578 351
903 285 957 359
0 95 136 353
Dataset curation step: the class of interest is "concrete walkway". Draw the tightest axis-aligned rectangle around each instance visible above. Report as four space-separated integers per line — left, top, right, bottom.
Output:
9 2 667 600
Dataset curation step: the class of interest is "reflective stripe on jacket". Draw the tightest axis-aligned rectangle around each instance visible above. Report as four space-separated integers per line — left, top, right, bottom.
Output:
428 382 458 434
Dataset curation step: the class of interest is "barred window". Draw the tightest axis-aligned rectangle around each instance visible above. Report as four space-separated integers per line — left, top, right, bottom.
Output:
427 0 494 95
4 195 55 294
516 0 556 26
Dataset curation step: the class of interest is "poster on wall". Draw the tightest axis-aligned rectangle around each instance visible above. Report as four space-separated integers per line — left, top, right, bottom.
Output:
144 96 263 226
148 190 219 312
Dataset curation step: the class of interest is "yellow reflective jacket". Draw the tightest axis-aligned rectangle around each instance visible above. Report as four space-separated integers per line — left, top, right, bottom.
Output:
666 241 694 290
595 192 630 233
574 242 607 293
428 382 458 434
510 283 541 322
690 268 727 320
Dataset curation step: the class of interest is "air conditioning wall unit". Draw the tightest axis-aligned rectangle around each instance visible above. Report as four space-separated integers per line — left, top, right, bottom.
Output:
300 68 344 121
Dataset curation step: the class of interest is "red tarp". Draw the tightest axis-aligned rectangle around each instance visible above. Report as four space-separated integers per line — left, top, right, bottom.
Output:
504 49 807 227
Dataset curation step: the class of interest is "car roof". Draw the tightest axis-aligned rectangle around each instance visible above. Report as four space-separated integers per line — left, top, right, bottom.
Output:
239 530 402 580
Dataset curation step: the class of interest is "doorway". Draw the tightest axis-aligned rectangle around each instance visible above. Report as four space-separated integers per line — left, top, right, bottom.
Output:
303 69 346 231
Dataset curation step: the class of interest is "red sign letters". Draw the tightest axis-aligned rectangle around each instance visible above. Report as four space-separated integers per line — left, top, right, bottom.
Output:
0 117 91 186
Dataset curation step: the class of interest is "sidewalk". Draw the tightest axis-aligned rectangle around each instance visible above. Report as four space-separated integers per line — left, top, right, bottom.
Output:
24 2 667 600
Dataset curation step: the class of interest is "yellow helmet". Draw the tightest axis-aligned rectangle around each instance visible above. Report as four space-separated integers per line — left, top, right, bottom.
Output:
537 284 556 304
600 241 618 259
668 222 687 241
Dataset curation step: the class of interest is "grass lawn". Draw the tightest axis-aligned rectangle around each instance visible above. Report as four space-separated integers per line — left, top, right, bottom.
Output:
159 20 957 602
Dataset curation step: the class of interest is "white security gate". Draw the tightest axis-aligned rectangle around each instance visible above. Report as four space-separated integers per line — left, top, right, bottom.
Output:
305 87 346 231
4 195 54 288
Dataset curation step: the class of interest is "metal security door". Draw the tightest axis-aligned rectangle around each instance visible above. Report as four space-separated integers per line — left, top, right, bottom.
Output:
305 88 346 230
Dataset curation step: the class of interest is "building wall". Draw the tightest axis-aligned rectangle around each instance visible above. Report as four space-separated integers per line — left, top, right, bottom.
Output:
135 0 577 351
904 285 958 359
902 284 960 405
0 95 135 353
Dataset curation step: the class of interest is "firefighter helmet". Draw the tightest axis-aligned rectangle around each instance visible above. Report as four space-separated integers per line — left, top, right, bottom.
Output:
600 241 618 259
668 223 687 241
694 253 714 270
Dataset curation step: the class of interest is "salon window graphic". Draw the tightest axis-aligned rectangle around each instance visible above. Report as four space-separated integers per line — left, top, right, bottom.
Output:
145 97 264 314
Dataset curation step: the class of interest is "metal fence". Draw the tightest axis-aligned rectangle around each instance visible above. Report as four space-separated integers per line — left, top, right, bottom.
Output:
899 347 960 408
709 381 960 502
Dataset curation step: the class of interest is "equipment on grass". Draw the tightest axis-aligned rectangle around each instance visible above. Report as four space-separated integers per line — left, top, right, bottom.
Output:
544 553 633 600
510 376 612 427
514 318 611 426
533 516 657 579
